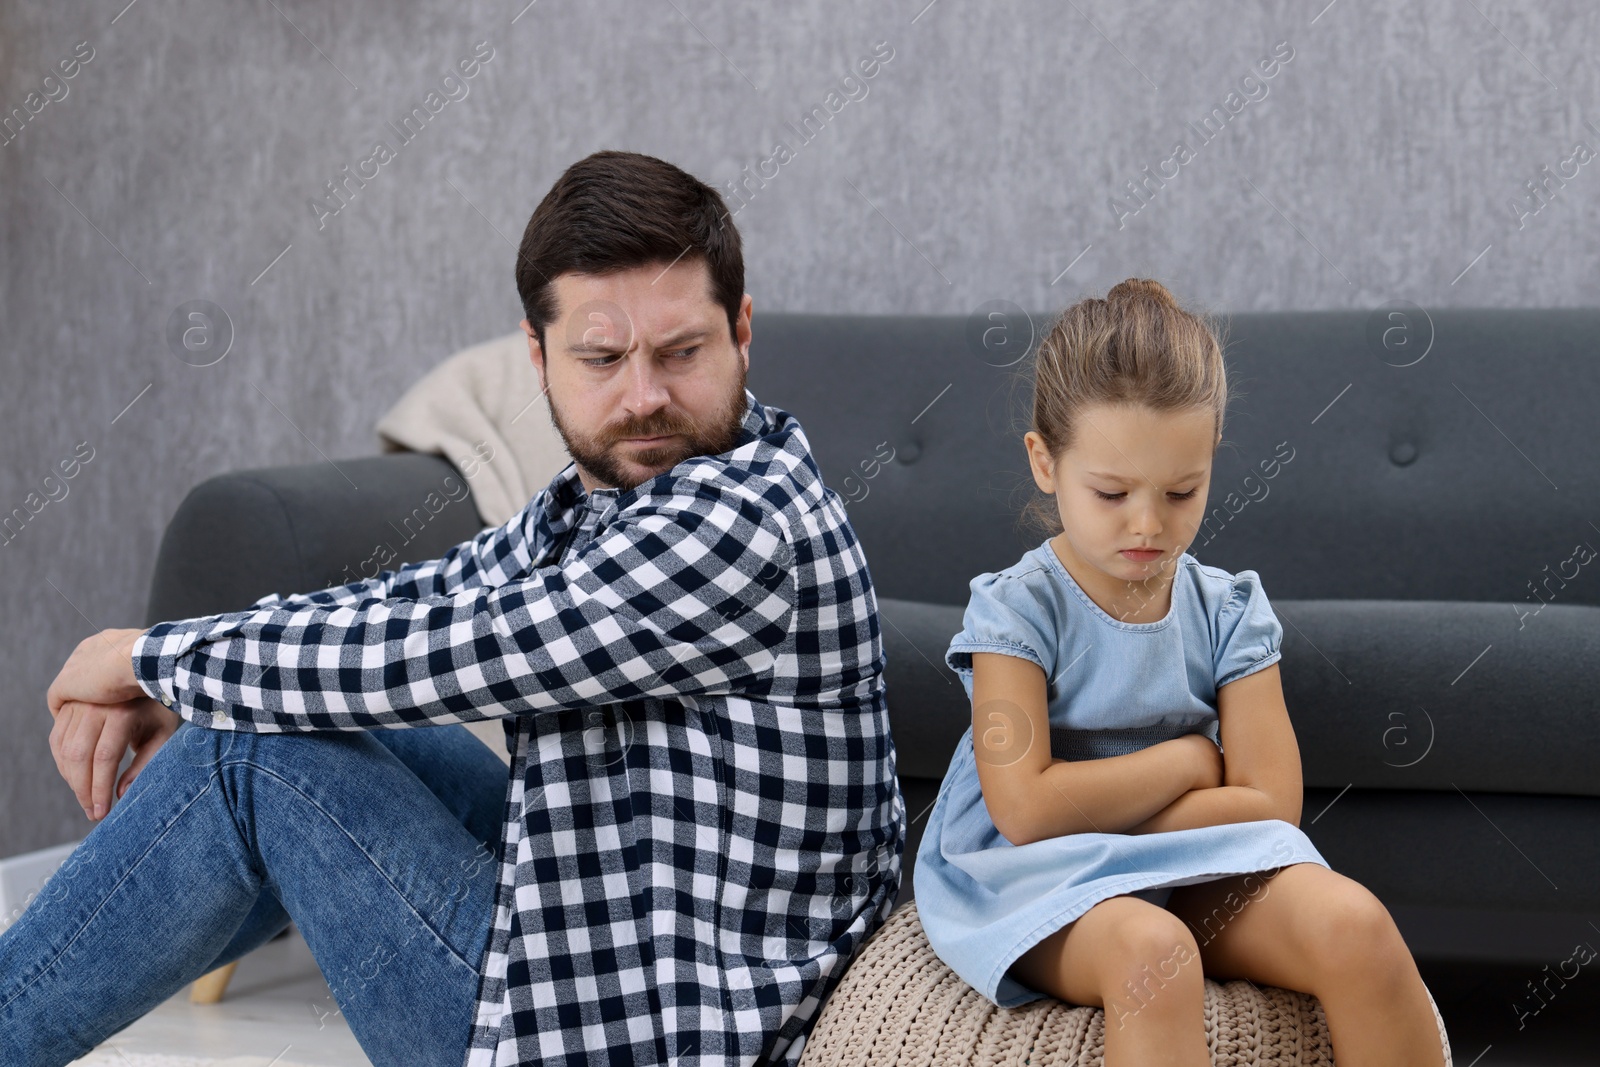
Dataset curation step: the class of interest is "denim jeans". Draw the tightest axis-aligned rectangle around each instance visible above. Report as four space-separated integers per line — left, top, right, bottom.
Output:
0 719 509 1067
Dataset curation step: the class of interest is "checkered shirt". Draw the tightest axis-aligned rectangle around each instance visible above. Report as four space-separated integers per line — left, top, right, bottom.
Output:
131 387 907 1066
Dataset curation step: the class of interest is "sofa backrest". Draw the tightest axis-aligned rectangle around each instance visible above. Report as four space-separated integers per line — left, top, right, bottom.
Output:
745 308 1600 610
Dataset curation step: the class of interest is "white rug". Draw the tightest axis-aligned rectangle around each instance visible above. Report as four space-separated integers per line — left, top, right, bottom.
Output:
69 1053 326 1067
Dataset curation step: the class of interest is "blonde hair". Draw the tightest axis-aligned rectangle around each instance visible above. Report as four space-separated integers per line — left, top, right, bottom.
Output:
1018 277 1236 538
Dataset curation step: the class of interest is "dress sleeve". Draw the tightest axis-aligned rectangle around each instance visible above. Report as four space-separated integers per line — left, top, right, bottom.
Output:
944 571 1057 702
1213 569 1284 689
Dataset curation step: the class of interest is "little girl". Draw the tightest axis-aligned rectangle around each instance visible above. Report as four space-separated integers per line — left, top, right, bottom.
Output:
913 279 1448 1065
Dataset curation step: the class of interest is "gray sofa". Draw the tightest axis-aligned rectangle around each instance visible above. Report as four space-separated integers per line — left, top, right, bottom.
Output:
146 309 1600 964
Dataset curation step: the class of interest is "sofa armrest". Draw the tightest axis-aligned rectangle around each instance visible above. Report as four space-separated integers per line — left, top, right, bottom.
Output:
143 452 484 626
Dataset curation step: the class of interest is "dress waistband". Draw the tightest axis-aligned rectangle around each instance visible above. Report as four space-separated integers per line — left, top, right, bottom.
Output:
1049 717 1220 761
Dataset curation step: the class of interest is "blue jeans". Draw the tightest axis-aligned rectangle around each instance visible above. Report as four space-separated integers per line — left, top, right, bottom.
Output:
0 720 509 1067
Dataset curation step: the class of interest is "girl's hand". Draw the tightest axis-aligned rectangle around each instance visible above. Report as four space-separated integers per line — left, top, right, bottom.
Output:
1176 731 1224 791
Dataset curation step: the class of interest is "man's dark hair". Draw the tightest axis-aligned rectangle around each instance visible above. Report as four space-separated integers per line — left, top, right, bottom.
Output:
516 150 744 352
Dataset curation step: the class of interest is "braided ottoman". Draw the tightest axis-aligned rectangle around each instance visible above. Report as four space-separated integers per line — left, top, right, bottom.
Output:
798 900 1452 1066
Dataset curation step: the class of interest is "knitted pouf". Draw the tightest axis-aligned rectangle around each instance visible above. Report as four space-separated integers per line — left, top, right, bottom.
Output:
798 900 1452 1066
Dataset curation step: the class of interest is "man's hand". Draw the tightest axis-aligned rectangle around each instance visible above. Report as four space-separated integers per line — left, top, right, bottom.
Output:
47 626 174 821
47 627 151 717
50 696 181 821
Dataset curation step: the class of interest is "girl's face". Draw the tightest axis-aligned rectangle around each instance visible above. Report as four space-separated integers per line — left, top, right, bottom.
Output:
1025 402 1218 604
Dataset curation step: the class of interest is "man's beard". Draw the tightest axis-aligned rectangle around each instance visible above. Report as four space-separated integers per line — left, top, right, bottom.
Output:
546 362 750 493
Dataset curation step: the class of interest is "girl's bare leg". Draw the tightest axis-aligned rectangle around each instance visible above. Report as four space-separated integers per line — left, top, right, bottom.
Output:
1165 862 1447 1067
1009 895 1210 1067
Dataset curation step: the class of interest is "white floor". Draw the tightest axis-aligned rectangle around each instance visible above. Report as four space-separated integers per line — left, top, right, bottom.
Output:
67 927 371 1067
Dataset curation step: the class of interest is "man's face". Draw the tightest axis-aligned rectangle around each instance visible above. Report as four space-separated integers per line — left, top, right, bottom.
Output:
523 257 753 495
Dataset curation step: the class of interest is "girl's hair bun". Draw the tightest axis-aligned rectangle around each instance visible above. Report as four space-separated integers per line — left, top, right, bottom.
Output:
1105 277 1178 310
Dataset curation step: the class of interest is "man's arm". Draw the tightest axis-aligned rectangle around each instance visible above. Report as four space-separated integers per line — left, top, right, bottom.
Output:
1124 664 1303 834
131 473 796 731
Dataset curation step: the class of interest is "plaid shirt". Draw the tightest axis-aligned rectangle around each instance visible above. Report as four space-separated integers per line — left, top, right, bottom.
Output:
131 388 907 1066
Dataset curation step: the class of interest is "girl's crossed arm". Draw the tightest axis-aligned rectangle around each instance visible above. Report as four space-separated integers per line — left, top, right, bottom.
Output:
970 651 1220 845
1124 662 1304 835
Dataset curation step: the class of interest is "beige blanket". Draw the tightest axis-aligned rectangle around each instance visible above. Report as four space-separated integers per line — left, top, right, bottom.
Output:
375 330 572 528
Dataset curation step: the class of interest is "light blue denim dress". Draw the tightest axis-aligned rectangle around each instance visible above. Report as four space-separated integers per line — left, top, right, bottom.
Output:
914 539 1332 1008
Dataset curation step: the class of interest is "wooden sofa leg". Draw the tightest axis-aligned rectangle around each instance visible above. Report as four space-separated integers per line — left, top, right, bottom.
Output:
189 960 239 1004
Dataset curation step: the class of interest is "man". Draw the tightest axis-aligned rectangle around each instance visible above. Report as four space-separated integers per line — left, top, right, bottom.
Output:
18 150 906 1067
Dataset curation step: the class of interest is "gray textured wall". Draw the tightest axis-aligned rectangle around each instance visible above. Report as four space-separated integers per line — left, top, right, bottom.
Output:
2 0 1597 857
